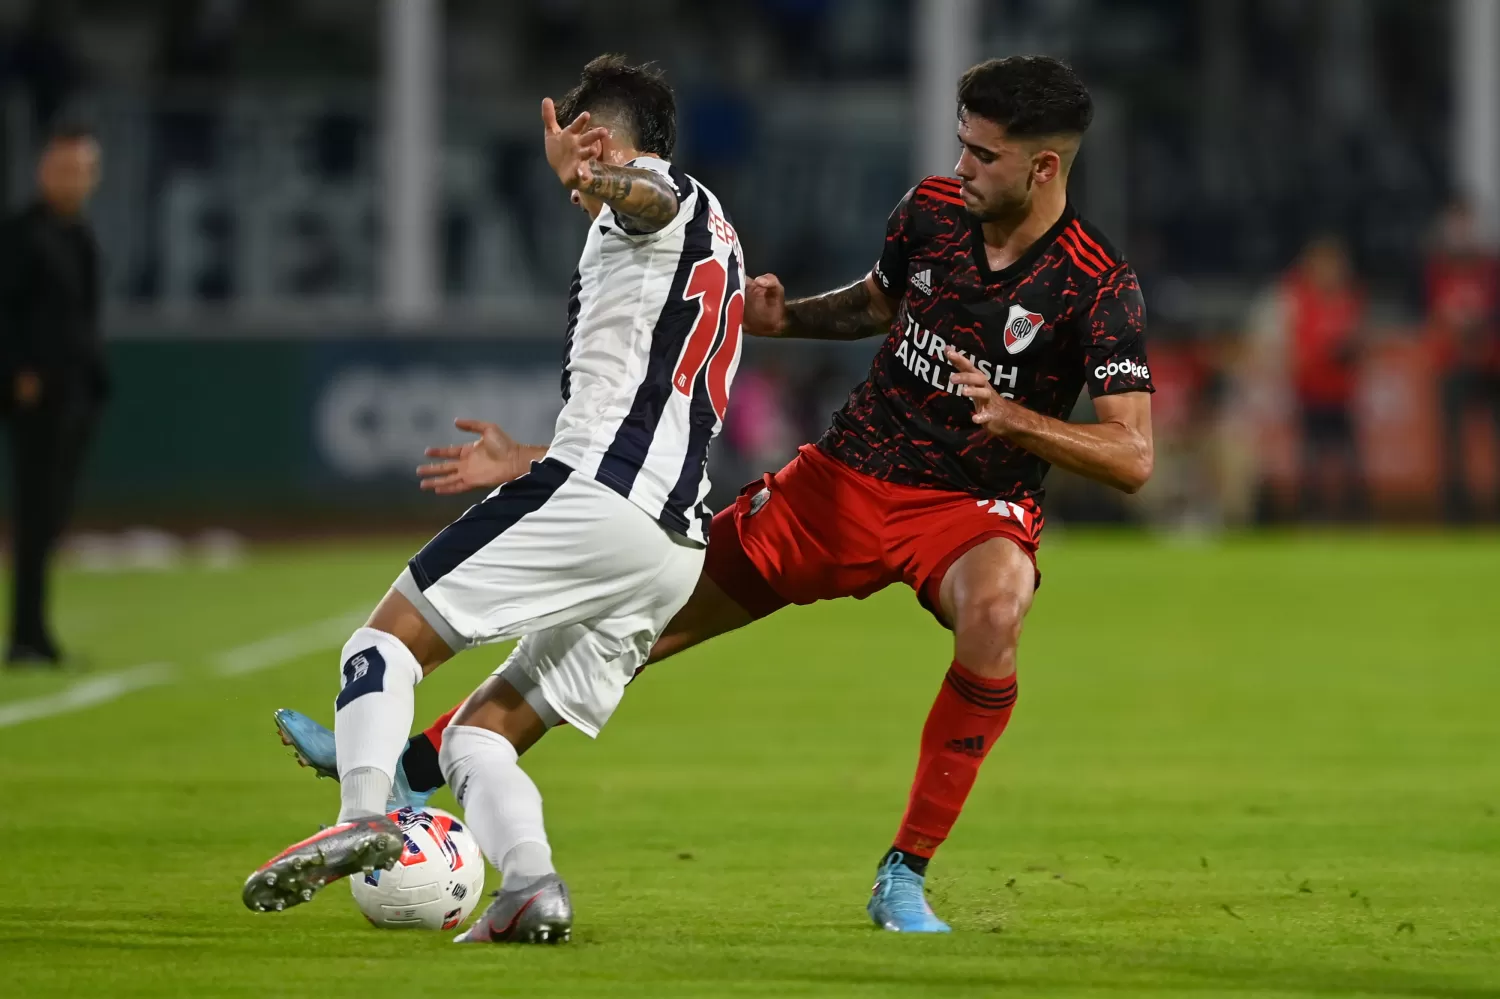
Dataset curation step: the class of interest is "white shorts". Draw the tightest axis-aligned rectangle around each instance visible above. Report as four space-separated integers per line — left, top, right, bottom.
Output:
395 458 704 737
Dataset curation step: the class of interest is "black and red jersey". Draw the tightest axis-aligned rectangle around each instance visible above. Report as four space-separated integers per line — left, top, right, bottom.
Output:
817 175 1153 503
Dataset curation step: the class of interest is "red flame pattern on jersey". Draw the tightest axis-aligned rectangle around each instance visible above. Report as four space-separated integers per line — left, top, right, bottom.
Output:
818 179 1153 502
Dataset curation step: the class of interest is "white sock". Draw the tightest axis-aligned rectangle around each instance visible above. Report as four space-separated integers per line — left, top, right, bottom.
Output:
334 627 423 821
340 767 391 820
440 724 555 887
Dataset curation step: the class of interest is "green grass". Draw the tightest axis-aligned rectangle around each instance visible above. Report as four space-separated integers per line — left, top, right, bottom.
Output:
1 532 1497 998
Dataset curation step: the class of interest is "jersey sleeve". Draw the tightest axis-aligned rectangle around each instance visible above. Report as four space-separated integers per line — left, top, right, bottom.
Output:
870 188 916 297
1083 265 1155 397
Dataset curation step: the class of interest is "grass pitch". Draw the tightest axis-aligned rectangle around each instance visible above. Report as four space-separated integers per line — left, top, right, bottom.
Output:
0 532 1497 998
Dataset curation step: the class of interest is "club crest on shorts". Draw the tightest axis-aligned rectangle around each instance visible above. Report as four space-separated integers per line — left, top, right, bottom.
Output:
1003 304 1046 354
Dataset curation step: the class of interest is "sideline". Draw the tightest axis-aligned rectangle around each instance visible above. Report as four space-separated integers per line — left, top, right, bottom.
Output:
0 663 177 730
212 609 368 677
0 606 369 730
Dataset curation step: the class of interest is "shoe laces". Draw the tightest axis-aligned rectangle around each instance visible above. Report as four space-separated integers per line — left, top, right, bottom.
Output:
875 863 931 913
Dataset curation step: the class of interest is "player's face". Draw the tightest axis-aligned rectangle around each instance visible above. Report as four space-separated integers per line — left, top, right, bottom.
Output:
1301 240 1351 292
954 113 1050 224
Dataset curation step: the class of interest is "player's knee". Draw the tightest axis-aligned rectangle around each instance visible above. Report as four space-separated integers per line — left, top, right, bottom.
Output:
956 592 1025 662
965 592 1025 639
365 589 453 672
450 675 550 755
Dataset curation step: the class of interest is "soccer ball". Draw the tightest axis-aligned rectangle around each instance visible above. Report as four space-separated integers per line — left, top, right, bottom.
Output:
350 806 486 930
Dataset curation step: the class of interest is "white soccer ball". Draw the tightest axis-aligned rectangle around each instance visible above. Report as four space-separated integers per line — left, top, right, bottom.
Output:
350 806 486 930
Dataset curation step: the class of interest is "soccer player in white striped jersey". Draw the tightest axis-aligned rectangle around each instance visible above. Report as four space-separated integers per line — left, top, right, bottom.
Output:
241 56 747 944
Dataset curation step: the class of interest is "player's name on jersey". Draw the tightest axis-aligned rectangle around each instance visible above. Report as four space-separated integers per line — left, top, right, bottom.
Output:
892 311 1021 399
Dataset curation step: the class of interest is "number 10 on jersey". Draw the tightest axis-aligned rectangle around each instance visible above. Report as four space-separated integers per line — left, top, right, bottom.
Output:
671 257 743 421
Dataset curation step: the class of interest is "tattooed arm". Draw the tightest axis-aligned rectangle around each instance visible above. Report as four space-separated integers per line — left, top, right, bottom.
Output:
540 97 680 233
575 161 681 233
743 273 897 340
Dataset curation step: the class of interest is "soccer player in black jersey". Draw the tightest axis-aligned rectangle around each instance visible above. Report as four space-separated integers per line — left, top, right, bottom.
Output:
276 55 1154 934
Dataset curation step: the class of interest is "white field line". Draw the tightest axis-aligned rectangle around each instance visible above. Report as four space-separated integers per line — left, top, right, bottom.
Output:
212 609 368 677
0 608 367 729
0 663 176 729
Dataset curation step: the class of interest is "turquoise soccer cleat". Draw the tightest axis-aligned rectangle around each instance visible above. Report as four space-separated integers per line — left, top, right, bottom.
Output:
273 708 435 812
867 855 952 933
274 708 338 778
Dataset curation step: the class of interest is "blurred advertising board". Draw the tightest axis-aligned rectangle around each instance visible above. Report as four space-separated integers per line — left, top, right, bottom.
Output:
61 338 564 524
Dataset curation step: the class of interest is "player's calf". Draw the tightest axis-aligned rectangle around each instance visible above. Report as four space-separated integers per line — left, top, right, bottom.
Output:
440 675 569 943
332 590 457 822
873 537 1033 928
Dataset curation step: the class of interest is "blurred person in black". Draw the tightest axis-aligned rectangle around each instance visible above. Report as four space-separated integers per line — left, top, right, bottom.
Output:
0 125 105 666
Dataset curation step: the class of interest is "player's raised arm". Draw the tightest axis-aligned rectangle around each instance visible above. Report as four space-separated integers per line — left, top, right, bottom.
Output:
541 97 680 233
947 349 1154 493
576 161 680 232
744 272 896 340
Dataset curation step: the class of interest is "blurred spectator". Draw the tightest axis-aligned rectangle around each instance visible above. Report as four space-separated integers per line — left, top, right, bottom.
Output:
1130 341 1214 529
1280 236 1366 520
723 360 797 480
1424 200 1500 521
0 126 105 667
1205 331 1271 527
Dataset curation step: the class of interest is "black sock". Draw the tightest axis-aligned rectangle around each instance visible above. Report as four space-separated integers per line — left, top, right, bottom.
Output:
399 734 445 793
881 846 929 877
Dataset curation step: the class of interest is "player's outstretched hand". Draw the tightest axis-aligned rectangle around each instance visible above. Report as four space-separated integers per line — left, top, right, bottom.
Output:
947 347 1018 437
744 273 787 336
541 97 609 192
417 419 526 494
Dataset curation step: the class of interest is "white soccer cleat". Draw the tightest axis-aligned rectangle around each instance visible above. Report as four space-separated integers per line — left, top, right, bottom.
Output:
453 873 573 944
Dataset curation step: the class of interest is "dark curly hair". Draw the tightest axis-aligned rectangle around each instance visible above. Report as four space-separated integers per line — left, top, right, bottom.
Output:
556 54 676 159
957 56 1093 138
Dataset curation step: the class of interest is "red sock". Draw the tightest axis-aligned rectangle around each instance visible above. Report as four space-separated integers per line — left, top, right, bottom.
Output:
892 661 1017 858
422 703 463 752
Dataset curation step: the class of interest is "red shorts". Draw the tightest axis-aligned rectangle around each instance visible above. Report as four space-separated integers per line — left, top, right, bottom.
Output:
706 445 1043 624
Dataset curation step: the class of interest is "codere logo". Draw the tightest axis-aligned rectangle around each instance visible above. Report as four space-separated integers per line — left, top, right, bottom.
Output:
1094 359 1150 381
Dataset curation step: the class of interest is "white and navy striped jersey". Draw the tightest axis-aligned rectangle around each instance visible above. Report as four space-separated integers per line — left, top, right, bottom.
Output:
546 157 745 545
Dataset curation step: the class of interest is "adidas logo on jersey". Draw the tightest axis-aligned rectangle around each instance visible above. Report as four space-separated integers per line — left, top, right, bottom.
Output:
911 269 933 296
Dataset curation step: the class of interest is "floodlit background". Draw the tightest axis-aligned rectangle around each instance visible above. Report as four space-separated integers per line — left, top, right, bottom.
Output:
2 6 1498 997
0 0 1495 540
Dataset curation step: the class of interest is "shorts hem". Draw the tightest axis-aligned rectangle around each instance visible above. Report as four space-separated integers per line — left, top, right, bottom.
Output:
496 657 569 733
917 530 1039 624
540 692 600 739
393 567 469 653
